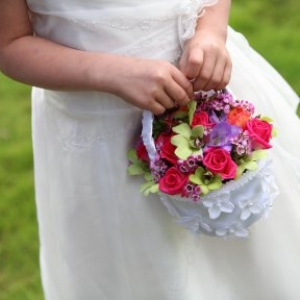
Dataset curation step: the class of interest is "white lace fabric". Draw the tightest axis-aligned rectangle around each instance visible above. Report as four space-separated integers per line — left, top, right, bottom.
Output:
28 0 218 56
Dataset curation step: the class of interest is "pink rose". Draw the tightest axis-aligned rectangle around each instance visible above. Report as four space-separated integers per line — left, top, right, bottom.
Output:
246 118 273 149
159 167 188 195
191 111 215 128
157 134 178 165
203 148 237 180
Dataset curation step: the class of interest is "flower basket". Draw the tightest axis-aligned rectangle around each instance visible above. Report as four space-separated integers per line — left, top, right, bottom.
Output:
128 90 279 237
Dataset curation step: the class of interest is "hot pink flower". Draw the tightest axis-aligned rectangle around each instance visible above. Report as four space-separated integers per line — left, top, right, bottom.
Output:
191 111 215 128
156 133 178 165
246 118 273 149
159 167 188 195
203 148 237 180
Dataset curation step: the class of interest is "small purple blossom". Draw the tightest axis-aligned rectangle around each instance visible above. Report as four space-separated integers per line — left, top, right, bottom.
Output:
239 100 255 114
209 110 226 124
231 132 252 155
182 182 202 202
177 154 203 174
178 161 190 174
150 158 168 182
207 121 242 150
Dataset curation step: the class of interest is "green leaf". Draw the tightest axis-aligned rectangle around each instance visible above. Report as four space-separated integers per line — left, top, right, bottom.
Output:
260 116 273 123
189 174 202 185
207 176 222 191
200 185 210 195
189 167 205 185
189 167 222 196
175 146 193 160
140 181 159 196
174 111 188 120
191 125 204 138
195 167 205 178
127 149 138 163
171 134 189 147
149 184 159 193
188 100 197 125
272 127 278 137
127 164 145 175
144 172 153 181
237 160 258 177
245 161 258 171
172 123 192 139
171 135 192 160
140 181 155 196
251 149 267 161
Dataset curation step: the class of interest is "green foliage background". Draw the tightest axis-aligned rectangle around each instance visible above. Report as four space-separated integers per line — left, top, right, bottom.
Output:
0 1 299 299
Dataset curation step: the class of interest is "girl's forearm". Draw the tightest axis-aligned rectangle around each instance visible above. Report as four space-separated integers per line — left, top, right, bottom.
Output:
0 34 129 92
196 0 231 41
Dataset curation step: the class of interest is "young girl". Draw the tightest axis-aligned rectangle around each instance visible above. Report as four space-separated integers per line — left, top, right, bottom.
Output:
1 0 300 299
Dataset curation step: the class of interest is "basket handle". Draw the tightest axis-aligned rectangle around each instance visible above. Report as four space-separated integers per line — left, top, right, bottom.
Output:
142 110 157 164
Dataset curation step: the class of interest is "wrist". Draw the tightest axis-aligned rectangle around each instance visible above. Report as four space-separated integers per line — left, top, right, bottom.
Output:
194 25 228 43
86 53 128 94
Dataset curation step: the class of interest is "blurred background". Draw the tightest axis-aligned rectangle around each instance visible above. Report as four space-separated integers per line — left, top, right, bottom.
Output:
0 1 299 299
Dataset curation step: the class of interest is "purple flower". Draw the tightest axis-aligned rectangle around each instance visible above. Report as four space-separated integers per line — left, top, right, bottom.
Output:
209 110 226 124
182 182 202 202
207 122 242 150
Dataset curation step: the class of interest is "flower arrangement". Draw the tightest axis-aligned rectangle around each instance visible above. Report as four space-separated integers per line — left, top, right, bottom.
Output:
128 89 278 237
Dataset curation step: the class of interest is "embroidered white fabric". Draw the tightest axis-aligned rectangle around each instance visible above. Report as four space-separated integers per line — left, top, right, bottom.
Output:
159 160 278 237
142 106 279 238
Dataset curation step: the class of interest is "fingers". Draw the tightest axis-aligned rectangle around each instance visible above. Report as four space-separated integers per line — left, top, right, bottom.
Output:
117 58 194 115
149 64 193 113
200 51 232 91
215 59 232 90
151 101 167 115
169 69 194 105
179 40 232 92
179 49 204 81
192 49 217 91
192 48 232 92
156 90 178 110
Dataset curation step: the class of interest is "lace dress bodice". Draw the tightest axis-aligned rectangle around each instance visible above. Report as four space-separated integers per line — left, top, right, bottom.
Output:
27 0 217 59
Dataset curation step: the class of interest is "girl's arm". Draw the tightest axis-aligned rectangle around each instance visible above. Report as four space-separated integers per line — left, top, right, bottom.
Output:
179 0 232 91
0 0 193 114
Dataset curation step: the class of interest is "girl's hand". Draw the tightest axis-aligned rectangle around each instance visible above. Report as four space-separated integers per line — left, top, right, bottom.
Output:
108 57 194 115
178 29 232 92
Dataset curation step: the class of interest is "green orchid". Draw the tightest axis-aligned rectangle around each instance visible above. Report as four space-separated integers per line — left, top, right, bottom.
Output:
127 149 159 196
127 149 147 175
236 149 267 177
189 167 222 196
188 100 197 125
171 123 203 160
140 180 159 196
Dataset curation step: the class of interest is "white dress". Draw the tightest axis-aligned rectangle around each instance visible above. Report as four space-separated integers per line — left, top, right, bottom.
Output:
27 0 300 299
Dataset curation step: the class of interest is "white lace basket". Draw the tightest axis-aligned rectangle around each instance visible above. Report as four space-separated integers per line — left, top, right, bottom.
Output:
142 110 279 238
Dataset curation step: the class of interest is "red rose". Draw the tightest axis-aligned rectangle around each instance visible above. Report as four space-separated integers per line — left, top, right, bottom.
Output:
203 148 237 180
136 141 150 162
191 111 215 128
246 118 273 149
159 167 188 195
157 134 178 165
